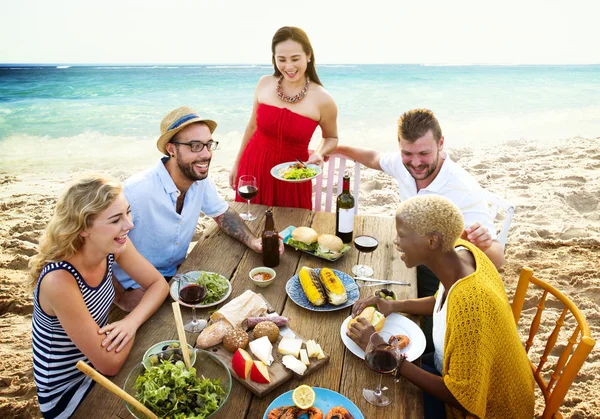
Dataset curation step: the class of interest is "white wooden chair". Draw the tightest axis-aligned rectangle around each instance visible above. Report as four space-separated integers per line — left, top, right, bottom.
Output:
314 153 360 213
484 190 515 247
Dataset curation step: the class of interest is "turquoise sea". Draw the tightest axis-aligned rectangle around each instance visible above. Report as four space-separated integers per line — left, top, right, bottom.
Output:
1 64 599 168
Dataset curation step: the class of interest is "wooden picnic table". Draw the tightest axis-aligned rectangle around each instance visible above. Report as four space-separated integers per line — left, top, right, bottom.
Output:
74 202 423 419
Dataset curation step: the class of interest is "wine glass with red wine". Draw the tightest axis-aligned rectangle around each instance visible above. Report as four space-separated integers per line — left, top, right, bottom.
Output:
177 274 208 333
363 331 401 406
238 175 258 221
352 234 379 277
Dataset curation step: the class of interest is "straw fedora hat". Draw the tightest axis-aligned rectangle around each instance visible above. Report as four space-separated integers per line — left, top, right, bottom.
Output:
156 106 217 155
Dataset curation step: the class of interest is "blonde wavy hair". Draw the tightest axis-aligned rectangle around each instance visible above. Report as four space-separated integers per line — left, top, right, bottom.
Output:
28 174 123 288
396 195 464 251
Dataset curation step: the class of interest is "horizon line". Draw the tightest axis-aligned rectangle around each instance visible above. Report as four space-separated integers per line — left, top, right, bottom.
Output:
2 62 600 67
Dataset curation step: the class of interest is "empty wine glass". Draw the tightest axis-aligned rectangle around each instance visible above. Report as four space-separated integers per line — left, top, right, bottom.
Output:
352 234 379 277
238 175 258 221
363 331 401 406
176 274 208 333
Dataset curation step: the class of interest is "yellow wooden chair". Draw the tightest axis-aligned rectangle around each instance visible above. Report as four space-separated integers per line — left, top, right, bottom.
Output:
511 267 596 418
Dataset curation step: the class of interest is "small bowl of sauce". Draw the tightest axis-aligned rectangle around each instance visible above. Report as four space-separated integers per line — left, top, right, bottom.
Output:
249 267 276 288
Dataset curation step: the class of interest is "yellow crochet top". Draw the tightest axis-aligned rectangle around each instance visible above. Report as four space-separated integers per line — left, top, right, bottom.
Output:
443 239 534 419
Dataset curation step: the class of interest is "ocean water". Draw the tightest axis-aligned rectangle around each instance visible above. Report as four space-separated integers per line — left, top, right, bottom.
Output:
1 64 599 170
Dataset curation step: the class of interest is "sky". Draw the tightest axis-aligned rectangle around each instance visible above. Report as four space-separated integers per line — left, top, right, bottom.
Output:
1 0 599 65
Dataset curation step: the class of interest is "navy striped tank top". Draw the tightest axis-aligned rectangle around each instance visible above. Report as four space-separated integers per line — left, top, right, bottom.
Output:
32 255 115 418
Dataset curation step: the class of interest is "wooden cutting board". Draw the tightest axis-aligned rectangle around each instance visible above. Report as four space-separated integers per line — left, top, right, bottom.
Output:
205 324 330 398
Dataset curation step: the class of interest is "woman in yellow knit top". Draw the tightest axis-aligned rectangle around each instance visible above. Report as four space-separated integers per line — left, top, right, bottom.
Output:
348 195 534 418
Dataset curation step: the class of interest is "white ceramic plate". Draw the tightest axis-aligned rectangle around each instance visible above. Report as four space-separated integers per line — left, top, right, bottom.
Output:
270 161 322 183
169 271 232 308
340 313 426 362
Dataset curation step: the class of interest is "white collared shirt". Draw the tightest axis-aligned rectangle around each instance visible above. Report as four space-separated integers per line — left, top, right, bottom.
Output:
380 152 496 238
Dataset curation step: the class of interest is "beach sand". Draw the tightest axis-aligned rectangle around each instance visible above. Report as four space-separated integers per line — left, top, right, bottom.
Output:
1 136 599 418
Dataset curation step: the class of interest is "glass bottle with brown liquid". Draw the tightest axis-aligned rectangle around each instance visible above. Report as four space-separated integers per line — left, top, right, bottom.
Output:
262 209 279 267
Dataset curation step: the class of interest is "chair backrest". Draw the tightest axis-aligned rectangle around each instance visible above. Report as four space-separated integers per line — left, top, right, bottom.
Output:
511 267 596 419
314 153 360 213
484 190 515 247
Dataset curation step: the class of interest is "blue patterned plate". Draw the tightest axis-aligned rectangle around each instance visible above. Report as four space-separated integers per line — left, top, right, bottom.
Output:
286 268 359 312
263 387 364 419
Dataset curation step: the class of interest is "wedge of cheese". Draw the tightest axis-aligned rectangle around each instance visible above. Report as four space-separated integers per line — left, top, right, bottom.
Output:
249 336 273 366
278 337 303 357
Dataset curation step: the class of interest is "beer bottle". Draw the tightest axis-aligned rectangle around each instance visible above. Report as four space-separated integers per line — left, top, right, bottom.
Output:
262 209 280 267
336 175 355 243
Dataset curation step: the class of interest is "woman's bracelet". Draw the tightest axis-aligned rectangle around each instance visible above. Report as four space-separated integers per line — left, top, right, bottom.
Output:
394 353 408 379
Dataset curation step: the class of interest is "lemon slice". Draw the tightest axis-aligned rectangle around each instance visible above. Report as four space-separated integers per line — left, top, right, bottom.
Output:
292 384 316 409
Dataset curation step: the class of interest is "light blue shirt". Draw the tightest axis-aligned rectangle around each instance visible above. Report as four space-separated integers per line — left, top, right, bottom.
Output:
114 158 229 289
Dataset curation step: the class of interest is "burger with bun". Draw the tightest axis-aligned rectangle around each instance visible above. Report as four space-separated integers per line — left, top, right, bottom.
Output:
287 226 319 252
315 234 345 259
347 306 385 332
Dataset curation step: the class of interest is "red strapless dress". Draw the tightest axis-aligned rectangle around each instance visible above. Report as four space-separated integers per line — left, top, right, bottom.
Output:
235 103 319 210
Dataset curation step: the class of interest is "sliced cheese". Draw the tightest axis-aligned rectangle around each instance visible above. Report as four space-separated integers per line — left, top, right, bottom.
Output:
282 355 308 376
249 336 273 366
278 337 303 357
316 343 326 360
305 339 319 358
299 348 310 366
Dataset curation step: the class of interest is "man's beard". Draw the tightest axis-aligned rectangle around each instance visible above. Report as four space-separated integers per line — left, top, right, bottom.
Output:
405 150 439 181
177 155 210 181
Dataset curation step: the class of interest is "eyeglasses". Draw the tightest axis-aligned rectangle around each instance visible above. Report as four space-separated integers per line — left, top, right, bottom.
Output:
171 140 219 152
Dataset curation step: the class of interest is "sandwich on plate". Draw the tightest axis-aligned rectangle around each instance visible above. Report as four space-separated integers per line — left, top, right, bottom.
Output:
286 227 319 252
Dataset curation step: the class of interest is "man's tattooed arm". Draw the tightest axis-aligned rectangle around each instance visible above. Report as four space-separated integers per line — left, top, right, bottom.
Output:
214 207 261 252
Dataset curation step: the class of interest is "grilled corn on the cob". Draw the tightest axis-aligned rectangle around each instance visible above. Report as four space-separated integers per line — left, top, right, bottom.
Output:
299 267 326 306
319 268 348 305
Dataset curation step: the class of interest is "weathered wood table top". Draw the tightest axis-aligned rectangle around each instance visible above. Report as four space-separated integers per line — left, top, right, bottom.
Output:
74 202 423 419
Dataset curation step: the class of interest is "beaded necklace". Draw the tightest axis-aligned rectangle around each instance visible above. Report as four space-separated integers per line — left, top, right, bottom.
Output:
276 75 310 103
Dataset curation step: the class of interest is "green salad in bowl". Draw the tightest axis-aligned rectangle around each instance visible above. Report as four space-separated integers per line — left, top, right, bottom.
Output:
123 349 231 419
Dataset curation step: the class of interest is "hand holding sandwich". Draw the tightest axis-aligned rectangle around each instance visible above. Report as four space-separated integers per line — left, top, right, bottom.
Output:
351 296 397 318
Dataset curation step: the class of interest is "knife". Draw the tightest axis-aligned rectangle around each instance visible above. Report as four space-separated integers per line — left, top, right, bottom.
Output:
354 276 411 286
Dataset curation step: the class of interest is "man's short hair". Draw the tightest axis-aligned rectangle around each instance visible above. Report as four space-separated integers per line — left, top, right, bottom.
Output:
398 109 442 143
396 195 464 251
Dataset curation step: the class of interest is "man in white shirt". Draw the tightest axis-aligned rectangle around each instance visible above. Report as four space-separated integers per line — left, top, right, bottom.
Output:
114 106 281 311
335 108 504 352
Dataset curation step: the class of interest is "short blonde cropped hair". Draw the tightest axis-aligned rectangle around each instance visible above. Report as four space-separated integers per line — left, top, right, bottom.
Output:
396 195 464 251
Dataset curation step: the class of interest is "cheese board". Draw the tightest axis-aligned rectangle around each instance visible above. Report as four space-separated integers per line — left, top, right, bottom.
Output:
196 293 330 398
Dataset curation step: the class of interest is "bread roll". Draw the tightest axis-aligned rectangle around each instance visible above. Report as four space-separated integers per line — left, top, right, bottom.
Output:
222 328 250 353
317 234 344 252
347 306 385 332
291 226 318 244
252 321 280 343
196 320 232 349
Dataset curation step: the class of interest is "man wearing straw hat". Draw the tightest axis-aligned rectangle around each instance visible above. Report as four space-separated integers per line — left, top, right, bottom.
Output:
113 106 279 311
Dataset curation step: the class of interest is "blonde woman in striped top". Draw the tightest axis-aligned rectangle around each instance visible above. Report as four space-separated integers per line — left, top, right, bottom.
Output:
29 175 169 418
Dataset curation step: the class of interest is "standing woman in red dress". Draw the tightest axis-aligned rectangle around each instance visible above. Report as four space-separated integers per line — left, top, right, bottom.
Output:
230 26 339 210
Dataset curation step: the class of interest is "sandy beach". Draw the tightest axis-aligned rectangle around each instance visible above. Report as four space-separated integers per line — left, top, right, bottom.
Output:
1 136 599 418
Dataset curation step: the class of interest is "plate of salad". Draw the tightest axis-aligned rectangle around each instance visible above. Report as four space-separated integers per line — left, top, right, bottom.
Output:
170 271 231 308
270 161 321 182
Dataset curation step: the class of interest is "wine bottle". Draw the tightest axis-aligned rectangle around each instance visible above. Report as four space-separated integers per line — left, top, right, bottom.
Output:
262 209 280 267
336 175 355 243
